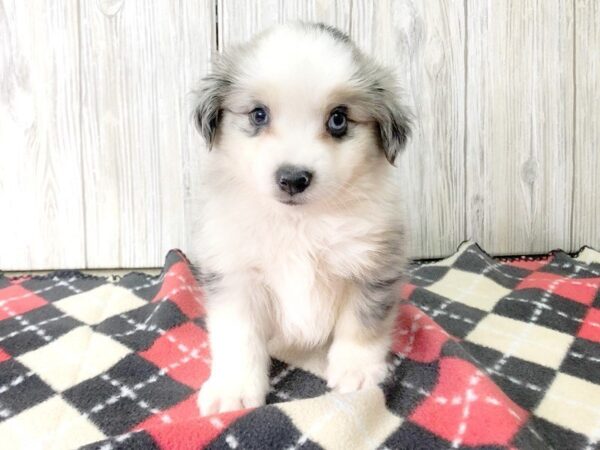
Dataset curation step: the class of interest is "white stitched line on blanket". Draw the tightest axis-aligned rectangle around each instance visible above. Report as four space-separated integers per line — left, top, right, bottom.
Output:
268 365 298 402
467 248 600 282
416 284 600 332
415 302 600 366
108 282 203 340
99 373 171 423
0 299 53 343
468 267 581 449
55 279 83 295
430 258 503 340
225 434 239 448
0 276 82 306
95 430 141 450
395 376 525 423
0 371 35 395
0 371 36 420
413 277 600 334
0 313 68 343
452 372 483 448
43 342 207 445
465 247 600 281
502 295 600 330
415 303 476 325
392 312 423 364
0 270 172 309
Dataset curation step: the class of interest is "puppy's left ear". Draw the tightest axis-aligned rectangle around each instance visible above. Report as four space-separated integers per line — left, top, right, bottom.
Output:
377 97 412 166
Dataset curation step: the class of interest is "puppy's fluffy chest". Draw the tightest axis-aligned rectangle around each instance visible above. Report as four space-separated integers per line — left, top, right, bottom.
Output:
259 214 373 347
200 198 385 346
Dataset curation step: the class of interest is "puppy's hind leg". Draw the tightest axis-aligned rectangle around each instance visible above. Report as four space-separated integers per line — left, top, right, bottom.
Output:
198 272 270 416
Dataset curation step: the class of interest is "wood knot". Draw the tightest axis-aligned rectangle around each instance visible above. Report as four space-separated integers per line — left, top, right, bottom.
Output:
97 0 124 16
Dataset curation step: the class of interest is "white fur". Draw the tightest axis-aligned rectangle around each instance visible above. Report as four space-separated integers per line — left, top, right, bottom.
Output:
191 24 409 416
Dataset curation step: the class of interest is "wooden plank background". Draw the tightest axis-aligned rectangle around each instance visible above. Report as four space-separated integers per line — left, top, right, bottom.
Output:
0 0 598 270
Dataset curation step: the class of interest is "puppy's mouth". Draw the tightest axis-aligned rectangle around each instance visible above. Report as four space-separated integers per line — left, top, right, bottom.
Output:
278 198 305 206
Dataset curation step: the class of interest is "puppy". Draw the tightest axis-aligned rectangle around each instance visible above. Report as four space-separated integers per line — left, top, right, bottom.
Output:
191 22 411 416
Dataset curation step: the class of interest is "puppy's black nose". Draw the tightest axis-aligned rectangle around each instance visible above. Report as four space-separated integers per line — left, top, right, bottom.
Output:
275 166 313 195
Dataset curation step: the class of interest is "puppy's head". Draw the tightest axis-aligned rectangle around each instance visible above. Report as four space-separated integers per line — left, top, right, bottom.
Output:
194 23 411 207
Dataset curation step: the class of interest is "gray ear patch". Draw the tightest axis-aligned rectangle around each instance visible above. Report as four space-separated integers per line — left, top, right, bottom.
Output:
353 60 413 165
193 73 231 149
378 99 412 165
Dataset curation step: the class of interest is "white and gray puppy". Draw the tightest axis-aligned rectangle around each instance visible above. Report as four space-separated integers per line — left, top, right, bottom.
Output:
191 22 411 416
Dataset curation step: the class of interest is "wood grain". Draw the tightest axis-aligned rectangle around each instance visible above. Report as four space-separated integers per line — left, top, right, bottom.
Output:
217 0 466 259
80 0 213 268
1 1 596 268
216 0 350 47
466 0 574 255
572 0 600 251
0 0 85 270
357 0 466 259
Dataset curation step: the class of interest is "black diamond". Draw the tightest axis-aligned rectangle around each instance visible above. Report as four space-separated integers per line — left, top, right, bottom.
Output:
526 416 589 450
266 359 328 404
560 337 600 385
382 358 439 417
63 354 193 435
461 342 556 410
0 359 54 421
206 406 321 450
493 290 587 335
0 305 81 356
410 266 450 287
116 273 161 302
95 301 187 351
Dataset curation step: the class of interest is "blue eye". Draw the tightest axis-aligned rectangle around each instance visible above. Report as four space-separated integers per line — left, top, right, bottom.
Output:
327 108 348 137
250 107 269 126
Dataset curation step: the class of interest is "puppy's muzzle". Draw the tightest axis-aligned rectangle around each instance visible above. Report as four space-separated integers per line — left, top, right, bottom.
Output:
275 165 313 196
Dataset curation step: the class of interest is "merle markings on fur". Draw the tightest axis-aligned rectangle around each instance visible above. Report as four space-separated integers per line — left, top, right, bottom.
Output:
190 22 412 416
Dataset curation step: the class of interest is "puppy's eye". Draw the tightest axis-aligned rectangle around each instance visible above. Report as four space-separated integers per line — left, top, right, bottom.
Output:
249 107 269 126
327 109 348 137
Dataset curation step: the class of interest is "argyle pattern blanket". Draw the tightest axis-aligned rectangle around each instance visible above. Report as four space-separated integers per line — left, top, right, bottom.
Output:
0 242 599 449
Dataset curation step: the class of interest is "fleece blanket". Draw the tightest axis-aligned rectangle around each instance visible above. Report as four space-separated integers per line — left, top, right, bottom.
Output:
0 242 599 449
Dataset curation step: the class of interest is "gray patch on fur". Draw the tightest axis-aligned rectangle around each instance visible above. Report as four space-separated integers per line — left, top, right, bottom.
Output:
355 232 407 329
192 48 245 148
304 22 351 44
350 57 412 165
190 264 223 295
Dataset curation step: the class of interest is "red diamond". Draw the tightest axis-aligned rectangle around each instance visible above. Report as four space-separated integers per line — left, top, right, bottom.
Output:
152 261 205 319
140 322 210 389
0 285 48 321
410 357 527 447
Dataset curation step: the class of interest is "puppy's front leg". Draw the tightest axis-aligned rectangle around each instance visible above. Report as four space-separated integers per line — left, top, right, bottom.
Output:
326 282 398 393
198 273 270 415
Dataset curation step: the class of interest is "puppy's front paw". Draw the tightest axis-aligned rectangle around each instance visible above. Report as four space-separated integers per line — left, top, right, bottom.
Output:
326 360 389 393
326 339 390 393
198 376 267 416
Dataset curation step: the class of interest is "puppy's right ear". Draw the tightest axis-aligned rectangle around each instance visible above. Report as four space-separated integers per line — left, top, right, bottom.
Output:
193 72 230 149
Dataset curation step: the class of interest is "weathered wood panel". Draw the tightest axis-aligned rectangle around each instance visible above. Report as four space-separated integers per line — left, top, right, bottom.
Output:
216 0 350 47
572 0 600 251
80 0 213 268
0 0 85 270
465 0 574 255
1 1 596 269
217 0 467 258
